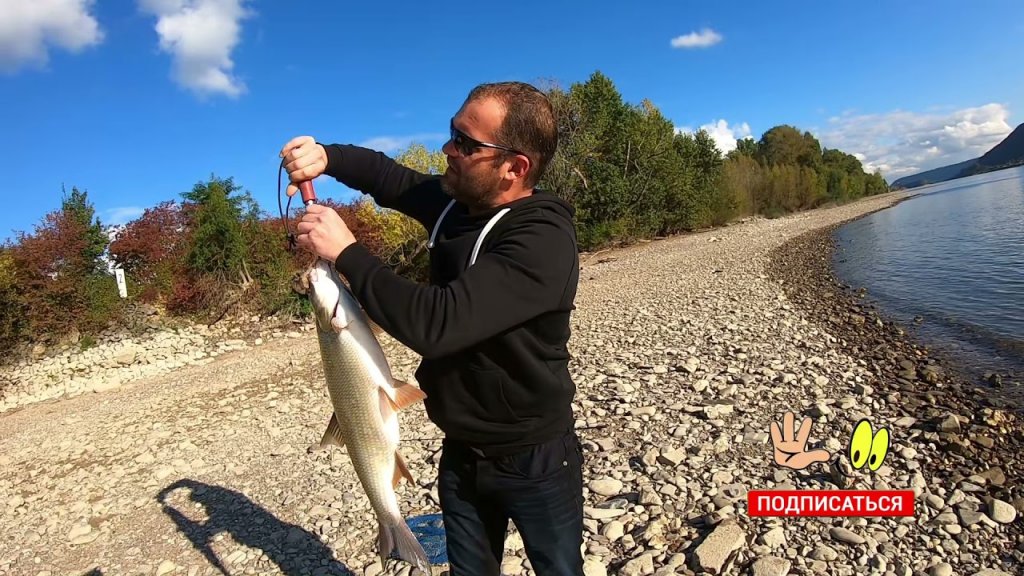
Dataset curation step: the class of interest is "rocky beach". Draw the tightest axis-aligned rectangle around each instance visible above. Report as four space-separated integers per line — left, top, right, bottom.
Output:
1 191 1021 576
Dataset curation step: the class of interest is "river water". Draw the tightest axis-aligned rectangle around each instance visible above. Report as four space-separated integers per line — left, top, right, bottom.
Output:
832 166 1024 392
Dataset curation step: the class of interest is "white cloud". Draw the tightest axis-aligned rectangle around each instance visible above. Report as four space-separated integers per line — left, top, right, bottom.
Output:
670 28 723 49
103 206 146 226
0 0 103 73
139 0 251 98
818 103 1014 180
359 133 448 154
675 119 752 154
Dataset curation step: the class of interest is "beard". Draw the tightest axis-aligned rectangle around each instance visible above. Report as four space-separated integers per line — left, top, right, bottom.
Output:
441 166 502 209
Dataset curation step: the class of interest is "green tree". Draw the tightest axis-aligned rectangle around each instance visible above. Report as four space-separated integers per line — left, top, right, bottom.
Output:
240 217 301 315
865 171 890 195
181 175 260 222
394 143 448 175
548 71 635 248
758 125 822 169
669 129 725 230
720 154 761 217
60 185 109 275
822 148 864 174
822 148 875 201
382 142 443 278
184 177 246 280
0 248 23 352
730 137 759 159
614 98 681 238
538 81 592 207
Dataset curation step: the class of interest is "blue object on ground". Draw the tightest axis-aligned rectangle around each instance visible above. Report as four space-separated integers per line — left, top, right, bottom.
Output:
406 513 447 565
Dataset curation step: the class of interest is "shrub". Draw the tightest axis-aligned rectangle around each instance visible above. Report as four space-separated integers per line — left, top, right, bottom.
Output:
109 201 189 304
0 249 23 352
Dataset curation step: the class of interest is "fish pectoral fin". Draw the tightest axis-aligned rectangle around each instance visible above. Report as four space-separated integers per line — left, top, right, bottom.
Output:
318 413 346 449
382 379 428 411
367 317 386 337
392 449 416 489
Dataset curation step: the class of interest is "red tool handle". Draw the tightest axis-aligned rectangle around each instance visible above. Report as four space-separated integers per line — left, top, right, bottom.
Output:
299 180 317 205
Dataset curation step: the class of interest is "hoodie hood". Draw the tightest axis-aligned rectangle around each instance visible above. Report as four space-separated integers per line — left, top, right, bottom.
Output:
518 189 575 219
462 189 575 226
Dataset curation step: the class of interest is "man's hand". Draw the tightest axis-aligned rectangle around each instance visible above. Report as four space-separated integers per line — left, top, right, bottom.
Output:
295 204 356 263
280 136 328 198
769 411 832 470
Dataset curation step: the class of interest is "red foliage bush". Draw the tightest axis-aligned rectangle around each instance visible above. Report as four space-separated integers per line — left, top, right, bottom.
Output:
108 201 189 303
9 210 118 339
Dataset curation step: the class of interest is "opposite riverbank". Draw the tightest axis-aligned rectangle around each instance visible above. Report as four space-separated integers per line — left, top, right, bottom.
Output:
0 192 1020 576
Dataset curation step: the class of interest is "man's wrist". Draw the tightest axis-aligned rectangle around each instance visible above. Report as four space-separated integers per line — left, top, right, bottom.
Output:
332 241 355 263
318 144 329 171
334 241 373 276
319 142 343 175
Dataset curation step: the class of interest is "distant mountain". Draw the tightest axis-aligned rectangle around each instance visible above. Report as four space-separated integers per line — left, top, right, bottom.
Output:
891 157 979 189
890 122 1024 190
957 122 1024 178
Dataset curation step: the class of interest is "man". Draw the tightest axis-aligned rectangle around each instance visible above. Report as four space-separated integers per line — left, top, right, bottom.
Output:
280 81 584 576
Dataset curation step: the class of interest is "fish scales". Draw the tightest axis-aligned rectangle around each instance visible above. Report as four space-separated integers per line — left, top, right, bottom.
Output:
317 324 401 519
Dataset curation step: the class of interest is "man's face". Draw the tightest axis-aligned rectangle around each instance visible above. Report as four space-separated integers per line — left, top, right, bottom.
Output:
440 97 514 207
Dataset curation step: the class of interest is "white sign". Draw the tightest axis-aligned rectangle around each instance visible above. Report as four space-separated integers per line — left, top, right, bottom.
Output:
114 268 127 299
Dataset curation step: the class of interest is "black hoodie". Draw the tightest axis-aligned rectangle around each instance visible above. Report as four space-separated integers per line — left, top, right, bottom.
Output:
322 144 580 452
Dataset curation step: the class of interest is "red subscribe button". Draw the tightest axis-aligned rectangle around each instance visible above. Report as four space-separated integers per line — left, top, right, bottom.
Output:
747 490 916 517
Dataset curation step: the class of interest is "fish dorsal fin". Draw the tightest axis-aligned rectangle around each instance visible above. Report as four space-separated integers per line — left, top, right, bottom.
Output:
392 450 415 489
381 379 427 411
319 413 346 448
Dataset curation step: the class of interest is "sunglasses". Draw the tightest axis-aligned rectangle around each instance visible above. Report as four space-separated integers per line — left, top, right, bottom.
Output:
449 119 524 157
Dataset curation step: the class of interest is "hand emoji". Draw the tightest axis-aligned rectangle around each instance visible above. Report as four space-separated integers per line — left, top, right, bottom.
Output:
769 411 832 470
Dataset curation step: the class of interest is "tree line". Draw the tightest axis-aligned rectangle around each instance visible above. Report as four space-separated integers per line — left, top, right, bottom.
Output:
0 70 888 357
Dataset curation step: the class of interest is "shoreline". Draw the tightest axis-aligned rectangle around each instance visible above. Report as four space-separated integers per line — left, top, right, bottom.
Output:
766 206 1024 503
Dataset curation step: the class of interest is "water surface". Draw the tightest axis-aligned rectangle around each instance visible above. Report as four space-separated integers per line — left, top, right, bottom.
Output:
833 166 1024 389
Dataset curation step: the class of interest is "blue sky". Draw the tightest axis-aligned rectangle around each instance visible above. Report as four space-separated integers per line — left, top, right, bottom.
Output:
2 0 1023 242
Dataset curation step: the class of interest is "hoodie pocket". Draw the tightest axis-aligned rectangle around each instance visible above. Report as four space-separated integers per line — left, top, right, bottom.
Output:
463 366 518 424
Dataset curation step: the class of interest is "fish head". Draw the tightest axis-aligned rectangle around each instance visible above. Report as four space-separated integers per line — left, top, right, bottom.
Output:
305 258 350 331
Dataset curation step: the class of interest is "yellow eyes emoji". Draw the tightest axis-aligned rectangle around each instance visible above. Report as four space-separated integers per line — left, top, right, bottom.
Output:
848 418 890 471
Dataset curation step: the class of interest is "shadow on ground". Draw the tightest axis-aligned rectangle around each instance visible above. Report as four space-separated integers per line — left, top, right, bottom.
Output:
157 479 356 576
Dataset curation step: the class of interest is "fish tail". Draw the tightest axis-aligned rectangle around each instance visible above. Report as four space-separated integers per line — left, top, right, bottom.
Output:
378 520 432 575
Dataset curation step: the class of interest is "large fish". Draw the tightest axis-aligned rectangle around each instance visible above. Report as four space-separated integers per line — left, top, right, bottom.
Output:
303 257 431 575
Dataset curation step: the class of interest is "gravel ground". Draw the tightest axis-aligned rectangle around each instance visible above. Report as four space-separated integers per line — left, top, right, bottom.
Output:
1 191 1021 576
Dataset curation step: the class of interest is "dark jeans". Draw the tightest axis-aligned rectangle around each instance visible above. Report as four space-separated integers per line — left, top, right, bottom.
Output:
437 429 585 576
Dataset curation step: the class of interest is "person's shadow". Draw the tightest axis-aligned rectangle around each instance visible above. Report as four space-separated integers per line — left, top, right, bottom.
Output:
157 479 356 576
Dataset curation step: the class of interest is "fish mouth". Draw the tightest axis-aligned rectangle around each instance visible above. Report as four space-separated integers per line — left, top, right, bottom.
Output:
306 259 333 288
291 270 311 296
292 258 332 297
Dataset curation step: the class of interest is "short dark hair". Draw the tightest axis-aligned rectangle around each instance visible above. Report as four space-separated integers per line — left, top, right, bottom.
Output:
466 81 558 189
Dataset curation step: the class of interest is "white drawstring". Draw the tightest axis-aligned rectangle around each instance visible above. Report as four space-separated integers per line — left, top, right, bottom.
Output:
469 208 511 267
426 198 511 268
427 199 456 249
